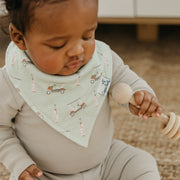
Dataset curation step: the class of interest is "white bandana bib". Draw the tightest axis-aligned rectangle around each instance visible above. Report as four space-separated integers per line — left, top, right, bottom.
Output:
6 40 112 147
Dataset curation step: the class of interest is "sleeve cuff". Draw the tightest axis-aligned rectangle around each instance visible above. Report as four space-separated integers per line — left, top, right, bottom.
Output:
11 156 35 180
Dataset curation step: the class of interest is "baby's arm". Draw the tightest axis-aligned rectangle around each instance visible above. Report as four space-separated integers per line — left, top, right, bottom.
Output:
110 50 162 118
0 69 36 179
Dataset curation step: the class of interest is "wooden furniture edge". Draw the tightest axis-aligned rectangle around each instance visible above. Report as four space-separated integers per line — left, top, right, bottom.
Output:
98 17 180 41
98 17 180 25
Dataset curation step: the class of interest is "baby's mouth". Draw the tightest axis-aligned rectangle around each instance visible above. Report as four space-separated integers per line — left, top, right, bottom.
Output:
66 56 84 69
66 61 82 69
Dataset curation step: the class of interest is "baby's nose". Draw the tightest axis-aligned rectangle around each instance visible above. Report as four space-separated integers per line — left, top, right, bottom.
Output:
67 42 84 57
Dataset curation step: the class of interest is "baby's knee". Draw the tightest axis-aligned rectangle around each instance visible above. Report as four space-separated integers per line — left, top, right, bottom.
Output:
122 149 160 180
136 149 157 165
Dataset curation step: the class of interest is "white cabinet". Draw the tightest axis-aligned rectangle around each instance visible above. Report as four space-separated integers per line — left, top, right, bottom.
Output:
99 0 180 18
136 0 180 17
98 0 134 17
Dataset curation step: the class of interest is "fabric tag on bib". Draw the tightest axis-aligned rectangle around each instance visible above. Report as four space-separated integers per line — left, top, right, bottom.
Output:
98 77 111 96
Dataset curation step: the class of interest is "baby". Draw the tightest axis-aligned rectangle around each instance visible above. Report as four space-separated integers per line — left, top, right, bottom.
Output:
0 0 162 179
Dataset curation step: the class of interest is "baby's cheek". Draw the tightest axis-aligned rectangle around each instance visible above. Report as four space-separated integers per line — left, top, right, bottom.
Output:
85 43 95 60
37 57 64 74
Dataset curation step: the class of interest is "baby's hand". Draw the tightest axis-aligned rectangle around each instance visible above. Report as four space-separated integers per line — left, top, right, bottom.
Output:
129 90 162 120
19 164 43 180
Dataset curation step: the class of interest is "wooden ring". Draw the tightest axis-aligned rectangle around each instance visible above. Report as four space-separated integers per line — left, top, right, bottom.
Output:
161 112 176 135
172 116 180 140
167 115 180 138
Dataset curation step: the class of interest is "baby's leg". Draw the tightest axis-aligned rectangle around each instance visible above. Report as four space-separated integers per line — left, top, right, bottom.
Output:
34 164 101 180
100 140 161 180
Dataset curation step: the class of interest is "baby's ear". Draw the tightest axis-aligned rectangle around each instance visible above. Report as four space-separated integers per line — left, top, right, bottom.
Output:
9 23 27 50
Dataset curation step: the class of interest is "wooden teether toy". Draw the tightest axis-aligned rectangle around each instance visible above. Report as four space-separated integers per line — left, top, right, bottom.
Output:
111 83 180 140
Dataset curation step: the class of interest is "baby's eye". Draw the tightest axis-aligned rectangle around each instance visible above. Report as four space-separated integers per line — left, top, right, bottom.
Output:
83 31 95 41
83 35 93 41
50 43 66 50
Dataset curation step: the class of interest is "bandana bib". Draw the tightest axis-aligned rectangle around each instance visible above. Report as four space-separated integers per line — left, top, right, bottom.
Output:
6 40 112 147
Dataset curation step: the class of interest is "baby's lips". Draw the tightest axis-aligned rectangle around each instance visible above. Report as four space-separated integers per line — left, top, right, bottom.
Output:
66 61 82 69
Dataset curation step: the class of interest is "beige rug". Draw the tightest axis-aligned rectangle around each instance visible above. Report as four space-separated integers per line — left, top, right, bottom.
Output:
0 23 180 179
110 56 180 180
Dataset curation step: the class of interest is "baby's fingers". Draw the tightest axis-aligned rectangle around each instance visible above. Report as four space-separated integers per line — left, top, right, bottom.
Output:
134 91 152 117
145 96 162 117
27 165 43 177
19 164 43 180
129 103 140 116
134 91 145 107
154 106 162 117
19 171 34 180
141 96 162 119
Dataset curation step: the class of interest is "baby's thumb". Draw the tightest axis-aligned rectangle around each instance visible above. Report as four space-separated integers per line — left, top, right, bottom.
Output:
129 103 139 116
32 166 43 177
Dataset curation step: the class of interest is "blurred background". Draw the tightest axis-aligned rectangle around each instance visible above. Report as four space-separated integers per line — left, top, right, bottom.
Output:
0 0 180 179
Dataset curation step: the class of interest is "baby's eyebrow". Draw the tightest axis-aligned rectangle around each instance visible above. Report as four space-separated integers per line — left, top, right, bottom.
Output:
86 24 98 32
45 36 67 42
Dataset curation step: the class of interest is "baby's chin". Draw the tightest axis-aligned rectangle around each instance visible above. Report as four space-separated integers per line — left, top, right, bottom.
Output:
60 63 87 76
56 67 82 76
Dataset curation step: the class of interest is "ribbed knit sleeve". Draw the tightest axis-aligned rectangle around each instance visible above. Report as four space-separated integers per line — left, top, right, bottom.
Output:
0 68 35 180
110 50 155 95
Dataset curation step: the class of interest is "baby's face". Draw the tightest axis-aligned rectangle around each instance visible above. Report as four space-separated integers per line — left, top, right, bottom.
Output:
23 0 98 76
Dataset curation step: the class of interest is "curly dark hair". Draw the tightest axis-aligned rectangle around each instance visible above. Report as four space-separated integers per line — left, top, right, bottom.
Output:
3 0 65 34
